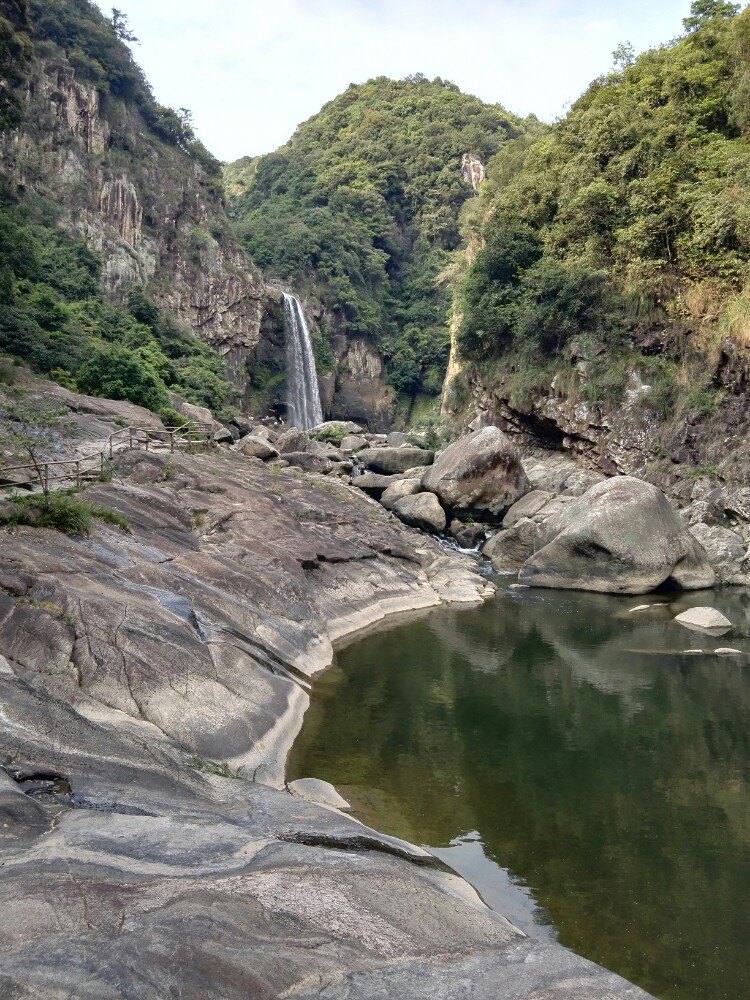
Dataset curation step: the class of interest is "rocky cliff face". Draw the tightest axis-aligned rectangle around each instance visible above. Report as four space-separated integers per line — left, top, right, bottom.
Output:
1 53 265 380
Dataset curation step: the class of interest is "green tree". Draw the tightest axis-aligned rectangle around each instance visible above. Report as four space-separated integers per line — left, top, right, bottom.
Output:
0 0 31 130
110 7 138 44
0 398 68 496
684 0 739 32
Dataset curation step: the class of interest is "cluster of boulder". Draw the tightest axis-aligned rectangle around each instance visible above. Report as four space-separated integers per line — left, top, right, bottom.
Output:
343 425 726 597
224 413 750 597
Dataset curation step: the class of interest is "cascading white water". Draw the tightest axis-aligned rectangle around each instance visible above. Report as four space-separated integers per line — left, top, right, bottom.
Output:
283 293 323 431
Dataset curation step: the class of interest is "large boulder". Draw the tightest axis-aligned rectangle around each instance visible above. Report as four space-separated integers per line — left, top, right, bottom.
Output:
282 452 333 475
422 427 530 518
310 420 363 441
232 435 279 461
276 427 310 454
503 490 554 528
519 477 716 594
483 519 538 572
353 472 402 498
380 478 423 510
689 522 750 586
358 447 434 475
340 434 368 453
392 493 447 534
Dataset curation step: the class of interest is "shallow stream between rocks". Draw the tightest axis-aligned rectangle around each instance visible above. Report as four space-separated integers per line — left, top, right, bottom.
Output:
289 581 750 1000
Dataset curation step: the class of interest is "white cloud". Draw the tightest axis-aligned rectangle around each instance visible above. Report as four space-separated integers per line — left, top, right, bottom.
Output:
94 0 691 161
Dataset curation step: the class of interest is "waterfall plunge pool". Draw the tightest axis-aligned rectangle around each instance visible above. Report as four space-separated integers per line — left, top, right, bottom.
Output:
288 581 750 1000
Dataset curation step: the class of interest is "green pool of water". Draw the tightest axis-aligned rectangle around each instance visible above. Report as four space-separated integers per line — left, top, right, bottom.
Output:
288 583 750 1000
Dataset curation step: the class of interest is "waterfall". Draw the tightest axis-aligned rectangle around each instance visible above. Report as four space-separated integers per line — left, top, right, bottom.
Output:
283 293 323 431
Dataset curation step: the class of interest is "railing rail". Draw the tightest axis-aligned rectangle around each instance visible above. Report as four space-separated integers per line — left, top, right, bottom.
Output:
0 420 215 493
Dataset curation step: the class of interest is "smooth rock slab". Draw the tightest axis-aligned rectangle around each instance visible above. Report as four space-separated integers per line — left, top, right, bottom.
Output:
288 777 351 811
674 607 732 630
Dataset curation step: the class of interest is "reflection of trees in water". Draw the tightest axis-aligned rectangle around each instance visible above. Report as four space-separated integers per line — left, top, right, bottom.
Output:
291 590 750 1000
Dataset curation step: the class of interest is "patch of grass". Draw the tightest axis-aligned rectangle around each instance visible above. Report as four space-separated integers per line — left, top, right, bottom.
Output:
189 755 245 780
0 491 129 536
314 427 347 446
91 505 130 533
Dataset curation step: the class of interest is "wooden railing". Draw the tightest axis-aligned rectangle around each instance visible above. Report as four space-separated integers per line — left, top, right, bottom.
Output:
0 420 215 493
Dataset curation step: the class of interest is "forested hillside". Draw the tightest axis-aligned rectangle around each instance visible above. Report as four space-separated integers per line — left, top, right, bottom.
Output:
450 0 750 476
226 77 536 402
0 0 264 421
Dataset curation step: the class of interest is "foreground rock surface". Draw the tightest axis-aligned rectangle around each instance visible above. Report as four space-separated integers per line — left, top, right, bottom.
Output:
423 427 531 518
0 383 655 999
520 477 715 594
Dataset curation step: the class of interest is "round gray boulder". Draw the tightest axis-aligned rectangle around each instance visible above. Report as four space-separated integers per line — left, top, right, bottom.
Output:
392 493 447 534
422 427 530 518
519 477 716 594
380 478 423 510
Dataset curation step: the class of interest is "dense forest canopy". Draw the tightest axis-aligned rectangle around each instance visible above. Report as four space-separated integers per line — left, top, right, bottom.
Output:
0 0 237 419
455 0 750 417
226 76 537 397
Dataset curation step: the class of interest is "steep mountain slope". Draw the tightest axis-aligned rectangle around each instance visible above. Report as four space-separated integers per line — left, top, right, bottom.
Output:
0 0 266 417
226 77 537 427
448 2 750 487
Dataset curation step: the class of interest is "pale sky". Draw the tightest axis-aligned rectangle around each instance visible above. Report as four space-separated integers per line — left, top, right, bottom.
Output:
93 0 692 162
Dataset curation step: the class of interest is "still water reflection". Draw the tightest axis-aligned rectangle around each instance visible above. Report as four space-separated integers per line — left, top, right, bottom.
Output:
289 584 750 1000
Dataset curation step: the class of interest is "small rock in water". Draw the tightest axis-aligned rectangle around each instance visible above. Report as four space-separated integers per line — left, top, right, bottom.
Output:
674 607 732 630
714 647 743 656
629 604 654 613
683 649 704 655
287 778 351 811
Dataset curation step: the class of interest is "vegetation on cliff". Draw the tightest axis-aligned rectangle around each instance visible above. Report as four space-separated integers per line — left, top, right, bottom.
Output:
226 77 534 398
28 0 220 174
455 1 750 422
0 185 236 417
0 0 238 419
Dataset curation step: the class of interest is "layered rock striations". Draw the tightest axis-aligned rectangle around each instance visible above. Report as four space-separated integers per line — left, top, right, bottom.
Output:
0 377 655 998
